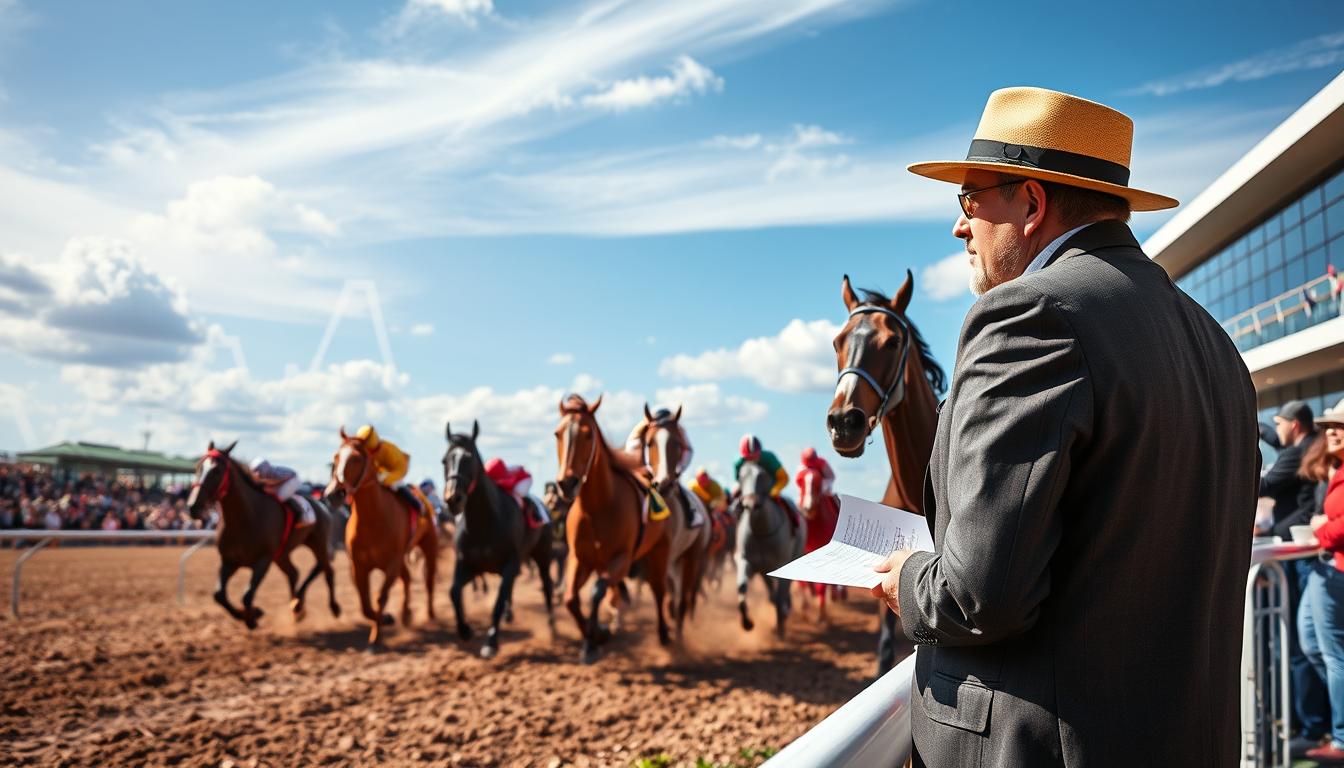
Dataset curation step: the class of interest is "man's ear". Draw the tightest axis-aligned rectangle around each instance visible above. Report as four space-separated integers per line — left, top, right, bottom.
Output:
1022 179 1048 238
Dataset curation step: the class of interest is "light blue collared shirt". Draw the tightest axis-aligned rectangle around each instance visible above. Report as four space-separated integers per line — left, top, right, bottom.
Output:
1022 223 1092 277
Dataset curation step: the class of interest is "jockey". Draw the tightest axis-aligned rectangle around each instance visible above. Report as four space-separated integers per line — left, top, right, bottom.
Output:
690 467 727 514
625 408 694 477
485 458 550 529
733 434 799 533
797 447 837 497
354 424 430 518
249 457 316 528
418 478 447 522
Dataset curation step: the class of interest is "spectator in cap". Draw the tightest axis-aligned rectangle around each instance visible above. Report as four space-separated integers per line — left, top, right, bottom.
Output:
1298 399 1344 762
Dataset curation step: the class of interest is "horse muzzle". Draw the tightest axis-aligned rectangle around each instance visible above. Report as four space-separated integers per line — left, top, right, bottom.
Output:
557 476 580 502
827 406 869 458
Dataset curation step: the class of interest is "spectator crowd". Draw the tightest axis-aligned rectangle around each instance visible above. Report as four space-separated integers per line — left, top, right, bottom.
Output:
0 464 210 534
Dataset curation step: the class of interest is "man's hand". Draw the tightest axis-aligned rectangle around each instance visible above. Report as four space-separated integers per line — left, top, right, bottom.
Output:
871 549 916 615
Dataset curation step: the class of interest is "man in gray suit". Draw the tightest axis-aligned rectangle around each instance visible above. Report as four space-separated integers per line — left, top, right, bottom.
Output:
872 87 1260 766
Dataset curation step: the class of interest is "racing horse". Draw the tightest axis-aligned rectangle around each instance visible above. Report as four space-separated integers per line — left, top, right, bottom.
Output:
734 459 805 637
442 420 555 659
187 440 340 629
329 428 440 648
796 462 841 622
639 404 711 641
555 394 673 663
826 272 945 673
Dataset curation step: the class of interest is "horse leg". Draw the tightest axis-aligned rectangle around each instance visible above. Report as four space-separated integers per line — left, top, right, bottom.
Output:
320 543 340 618
449 561 474 642
213 559 247 623
644 542 672 647
583 576 611 664
274 555 302 619
563 557 591 655
239 555 272 631
398 559 414 627
352 561 381 647
736 555 754 632
420 534 438 623
770 575 788 638
482 557 520 660
532 542 556 629
818 581 828 624
373 564 398 643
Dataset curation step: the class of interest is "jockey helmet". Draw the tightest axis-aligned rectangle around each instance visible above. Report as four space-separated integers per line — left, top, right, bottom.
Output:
419 478 436 491
249 456 270 473
801 446 819 466
695 467 711 486
652 407 672 422
739 434 761 461
356 424 381 449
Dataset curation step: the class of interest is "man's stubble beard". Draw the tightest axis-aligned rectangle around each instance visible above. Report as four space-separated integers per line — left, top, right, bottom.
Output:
969 237 1029 297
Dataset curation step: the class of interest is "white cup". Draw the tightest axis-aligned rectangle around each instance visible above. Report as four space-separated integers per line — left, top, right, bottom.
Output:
1290 525 1318 545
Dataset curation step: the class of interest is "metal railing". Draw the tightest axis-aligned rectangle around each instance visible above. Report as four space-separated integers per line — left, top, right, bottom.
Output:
0 529 216 617
766 541 1320 767
1221 274 1341 352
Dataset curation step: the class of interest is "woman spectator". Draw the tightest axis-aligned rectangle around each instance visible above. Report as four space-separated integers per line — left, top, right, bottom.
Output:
1298 398 1344 763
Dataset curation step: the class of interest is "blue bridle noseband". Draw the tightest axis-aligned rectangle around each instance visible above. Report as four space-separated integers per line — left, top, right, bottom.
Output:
835 305 912 429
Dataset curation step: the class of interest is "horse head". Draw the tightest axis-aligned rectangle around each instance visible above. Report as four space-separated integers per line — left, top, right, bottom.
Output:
737 460 774 513
828 272 922 458
798 467 821 518
442 420 482 516
331 428 372 496
643 403 686 493
187 439 237 514
554 394 602 502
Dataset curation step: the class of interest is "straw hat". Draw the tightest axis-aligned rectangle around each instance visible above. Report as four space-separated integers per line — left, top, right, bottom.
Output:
1316 398 1344 427
908 87 1178 212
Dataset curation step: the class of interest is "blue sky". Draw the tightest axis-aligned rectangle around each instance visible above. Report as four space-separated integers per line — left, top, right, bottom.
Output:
1 0 1342 499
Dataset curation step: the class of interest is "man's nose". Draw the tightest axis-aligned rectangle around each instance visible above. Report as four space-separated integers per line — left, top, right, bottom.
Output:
952 213 971 239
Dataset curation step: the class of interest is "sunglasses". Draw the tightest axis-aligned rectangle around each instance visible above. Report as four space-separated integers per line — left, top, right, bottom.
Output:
958 179 1025 219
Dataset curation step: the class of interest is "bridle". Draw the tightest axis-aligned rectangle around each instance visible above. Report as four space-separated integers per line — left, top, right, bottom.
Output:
336 440 375 496
558 407 600 498
835 305 913 431
192 449 232 502
444 442 479 498
645 417 684 481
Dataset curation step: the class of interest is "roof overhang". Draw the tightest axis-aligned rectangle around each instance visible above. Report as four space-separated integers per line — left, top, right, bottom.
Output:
1144 71 1344 279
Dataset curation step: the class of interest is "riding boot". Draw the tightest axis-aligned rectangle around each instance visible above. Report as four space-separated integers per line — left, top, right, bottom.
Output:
286 498 314 528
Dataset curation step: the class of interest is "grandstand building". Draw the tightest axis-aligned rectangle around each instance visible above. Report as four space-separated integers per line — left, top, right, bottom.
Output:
1147 71 1344 437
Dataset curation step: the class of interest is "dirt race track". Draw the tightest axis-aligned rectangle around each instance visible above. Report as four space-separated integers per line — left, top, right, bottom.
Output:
1 543 907 767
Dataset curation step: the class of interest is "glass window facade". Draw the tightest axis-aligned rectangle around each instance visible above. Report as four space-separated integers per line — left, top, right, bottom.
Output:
1176 163 1344 353
1256 370 1344 468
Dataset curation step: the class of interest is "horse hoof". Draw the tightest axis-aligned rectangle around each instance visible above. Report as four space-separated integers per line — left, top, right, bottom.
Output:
580 645 599 665
365 644 383 655
658 630 671 647
380 613 395 626
457 625 474 642
504 610 514 624
594 626 612 646
741 617 754 632
480 644 498 660
330 603 342 618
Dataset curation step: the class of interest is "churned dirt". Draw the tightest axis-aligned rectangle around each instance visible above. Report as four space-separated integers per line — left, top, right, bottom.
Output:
0 543 904 767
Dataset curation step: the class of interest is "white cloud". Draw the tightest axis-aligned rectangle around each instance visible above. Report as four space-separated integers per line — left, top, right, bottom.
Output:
658 318 841 393
391 0 494 34
410 323 435 336
0 239 205 367
651 383 768 426
580 55 723 112
706 133 762 149
921 251 972 302
547 352 574 365
1130 31 1344 96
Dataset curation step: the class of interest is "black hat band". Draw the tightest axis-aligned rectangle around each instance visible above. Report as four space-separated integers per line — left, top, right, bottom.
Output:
966 139 1130 186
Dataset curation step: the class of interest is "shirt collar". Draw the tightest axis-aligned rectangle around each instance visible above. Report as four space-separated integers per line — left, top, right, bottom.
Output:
1022 222 1093 277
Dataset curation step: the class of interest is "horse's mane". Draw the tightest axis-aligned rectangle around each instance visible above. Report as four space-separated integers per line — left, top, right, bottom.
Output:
562 395 646 477
856 287 947 397
222 454 268 495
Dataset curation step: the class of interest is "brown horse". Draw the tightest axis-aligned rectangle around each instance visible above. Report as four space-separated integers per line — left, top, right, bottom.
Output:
329 428 439 648
555 394 672 663
827 271 944 674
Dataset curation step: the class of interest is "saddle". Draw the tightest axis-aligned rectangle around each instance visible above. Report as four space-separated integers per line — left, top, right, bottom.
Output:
394 486 431 546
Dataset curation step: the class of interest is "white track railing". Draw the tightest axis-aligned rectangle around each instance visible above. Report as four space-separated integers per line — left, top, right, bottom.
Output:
0 529 216 617
768 541 1320 767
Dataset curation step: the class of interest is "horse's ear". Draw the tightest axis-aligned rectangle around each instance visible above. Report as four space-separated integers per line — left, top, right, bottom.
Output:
893 269 913 314
643 403 654 422
842 274 859 312
339 425 348 440
673 405 682 422
444 421 452 441
558 398 567 416
471 420 480 442
591 394 603 413
223 440 237 455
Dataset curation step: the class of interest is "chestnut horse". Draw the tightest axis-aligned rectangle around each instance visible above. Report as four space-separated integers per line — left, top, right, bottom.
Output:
329 429 439 648
187 440 340 629
639 404 711 641
827 272 944 675
555 394 672 663
796 464 841 622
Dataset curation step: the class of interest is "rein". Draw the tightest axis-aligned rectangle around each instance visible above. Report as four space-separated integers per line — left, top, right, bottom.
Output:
836 305 913 432
193 449 233 502
560 409 600 494
337 440 375 497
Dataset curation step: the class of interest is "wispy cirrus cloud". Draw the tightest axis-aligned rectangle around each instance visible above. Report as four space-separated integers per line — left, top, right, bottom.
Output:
1129 31 1344 97
581 55 723 111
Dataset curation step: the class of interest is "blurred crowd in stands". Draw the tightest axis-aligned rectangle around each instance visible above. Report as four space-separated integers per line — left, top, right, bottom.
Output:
0 464 208 533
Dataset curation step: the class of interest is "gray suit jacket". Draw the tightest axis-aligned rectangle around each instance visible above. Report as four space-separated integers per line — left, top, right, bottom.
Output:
898 221 1259 767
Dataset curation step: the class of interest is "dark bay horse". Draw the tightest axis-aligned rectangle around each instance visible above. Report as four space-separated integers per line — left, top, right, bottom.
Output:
187 441 339 629
330 429 439 648
442 420 554 659
734 460 804 637
827 272 944 674
555 394 672 663
640 404 710 641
